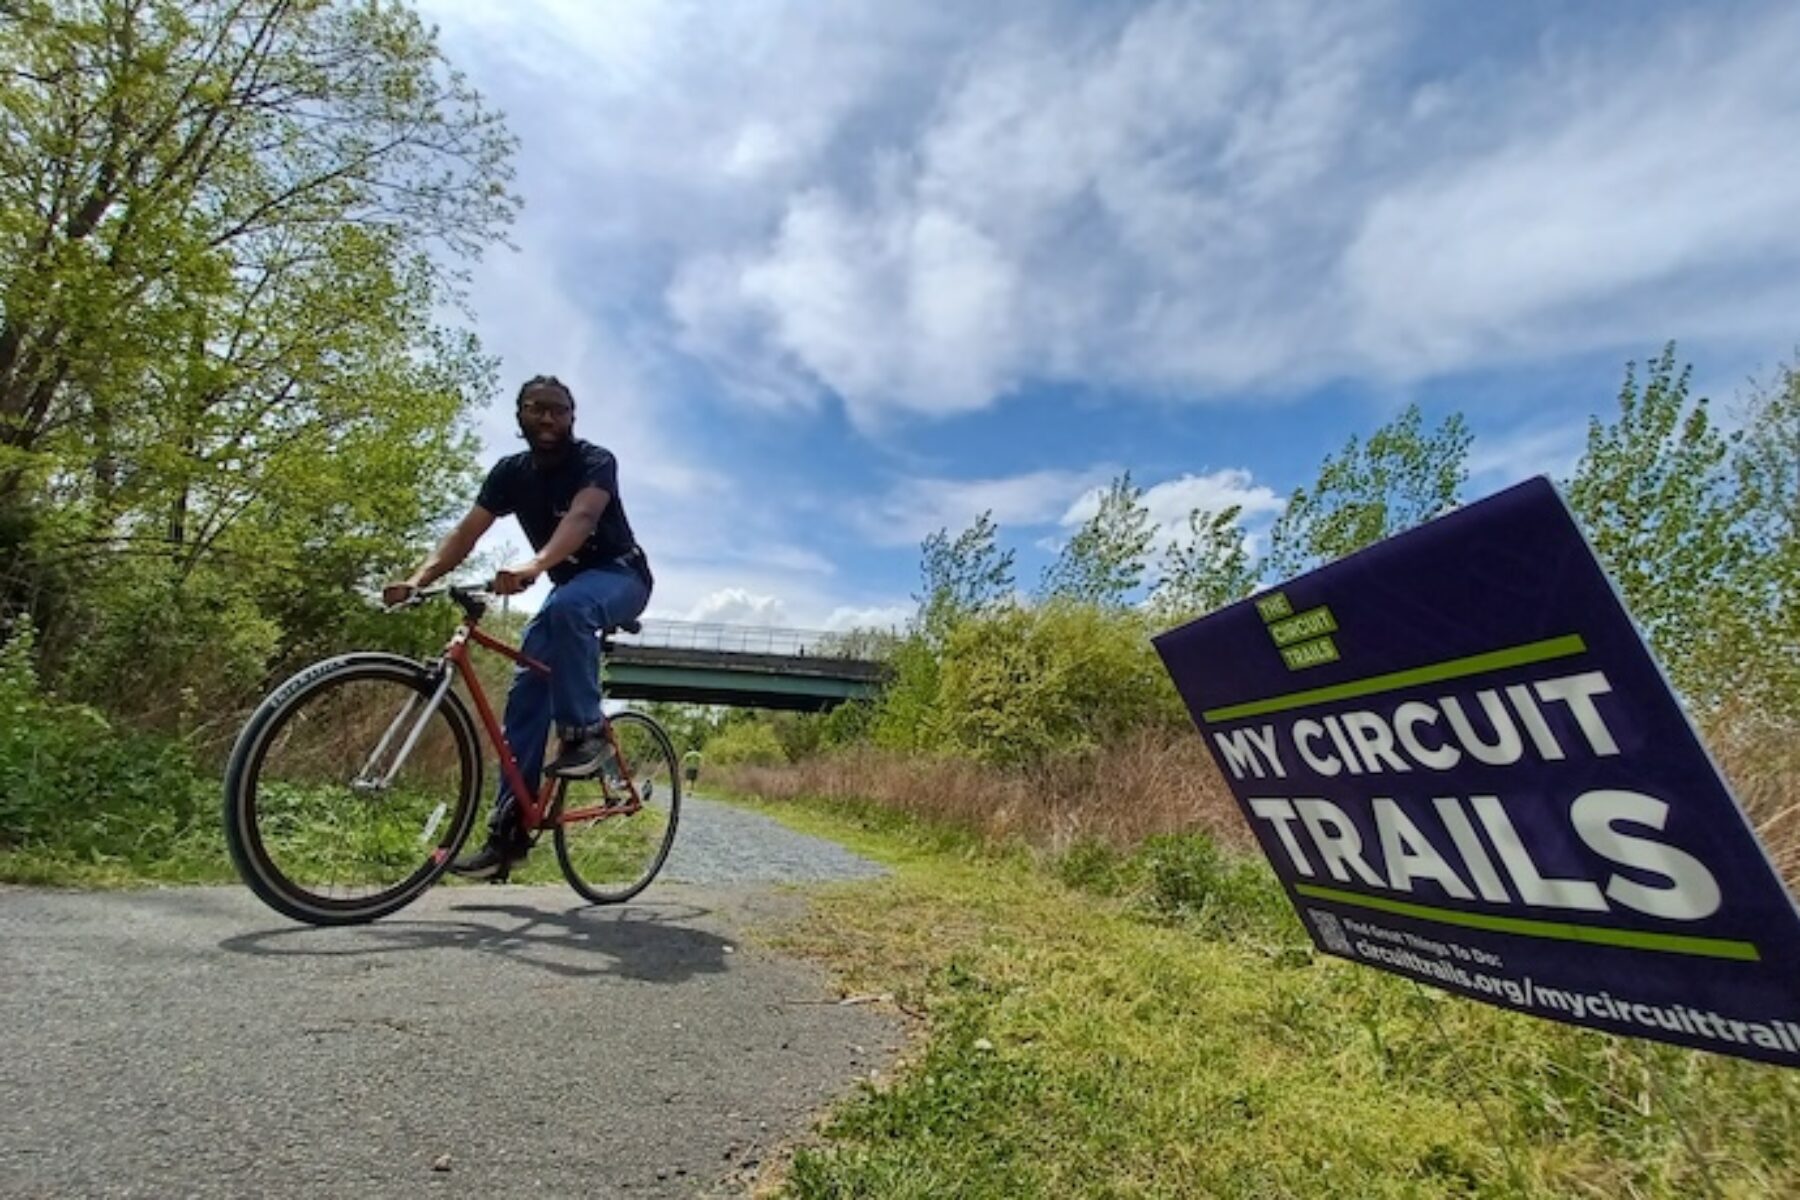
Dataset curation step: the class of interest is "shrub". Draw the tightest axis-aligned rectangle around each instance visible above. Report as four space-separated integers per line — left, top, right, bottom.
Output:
933 600 1186 765
704 721 788 766
49 557 279 736
1130 832 1302 942
0 622 215 873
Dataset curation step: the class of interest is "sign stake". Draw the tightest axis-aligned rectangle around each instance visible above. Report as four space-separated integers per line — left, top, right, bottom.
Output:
1411 979 1531 1197
1641 1049 1724 1200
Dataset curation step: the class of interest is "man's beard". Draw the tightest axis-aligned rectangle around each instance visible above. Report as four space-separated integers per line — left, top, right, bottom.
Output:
521 423 574 458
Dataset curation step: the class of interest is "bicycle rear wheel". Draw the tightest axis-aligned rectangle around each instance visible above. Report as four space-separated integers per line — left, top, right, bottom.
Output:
223 655 481 925
553 711 681 904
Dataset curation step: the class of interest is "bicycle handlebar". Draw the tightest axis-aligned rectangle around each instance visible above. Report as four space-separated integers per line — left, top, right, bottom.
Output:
383 582 495 619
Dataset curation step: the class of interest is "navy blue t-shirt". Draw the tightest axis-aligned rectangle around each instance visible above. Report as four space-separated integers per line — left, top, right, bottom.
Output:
476 439 647 586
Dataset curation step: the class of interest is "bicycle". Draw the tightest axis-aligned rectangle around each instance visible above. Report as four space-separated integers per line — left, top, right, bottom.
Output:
222 583 681 926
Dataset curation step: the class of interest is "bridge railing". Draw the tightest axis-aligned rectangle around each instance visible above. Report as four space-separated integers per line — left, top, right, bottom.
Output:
614 619 895 661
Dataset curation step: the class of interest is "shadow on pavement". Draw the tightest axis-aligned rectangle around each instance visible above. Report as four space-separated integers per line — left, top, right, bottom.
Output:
217 897 731 984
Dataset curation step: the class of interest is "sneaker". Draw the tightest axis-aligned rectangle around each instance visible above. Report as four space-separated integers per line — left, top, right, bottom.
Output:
449 834 529 881
546 725 619 780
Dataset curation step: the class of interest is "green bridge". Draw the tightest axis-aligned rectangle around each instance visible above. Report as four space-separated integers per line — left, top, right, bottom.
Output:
602 620 890 711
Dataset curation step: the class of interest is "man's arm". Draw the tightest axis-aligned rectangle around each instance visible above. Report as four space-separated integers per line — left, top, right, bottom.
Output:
491 486 610 595
383 505 497 605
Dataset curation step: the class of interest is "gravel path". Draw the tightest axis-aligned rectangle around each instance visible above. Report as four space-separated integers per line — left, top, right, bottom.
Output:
0 794 896 1199
663 794 887 886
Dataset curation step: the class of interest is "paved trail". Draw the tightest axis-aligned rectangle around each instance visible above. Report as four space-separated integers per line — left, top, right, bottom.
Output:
0 796 898 1198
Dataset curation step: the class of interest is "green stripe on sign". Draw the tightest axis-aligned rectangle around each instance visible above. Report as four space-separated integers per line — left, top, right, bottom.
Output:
1201 634 1588 723
1294 883 1761 961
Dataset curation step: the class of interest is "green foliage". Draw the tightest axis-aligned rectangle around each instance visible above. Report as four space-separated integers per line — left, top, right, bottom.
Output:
0 0 515 723
1566 345 1741 704
1051 836 1129 896
1267 403 1472 577
1132 833 1302 941
814 626 905 660
1149 503 1256 622
49 555 279 730
1040 472 1154 607
870 634 947 753
637 702 729 757
703 721 788 766
762 711 823 762
1702 357 1800 714
916 511 1015 638
1051 832 1301 941
0 621 219 877
818 700 876 749
934 601 1184 765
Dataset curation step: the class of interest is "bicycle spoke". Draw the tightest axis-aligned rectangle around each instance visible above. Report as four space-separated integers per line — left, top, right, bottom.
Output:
248 672 467 904
554 713 680 903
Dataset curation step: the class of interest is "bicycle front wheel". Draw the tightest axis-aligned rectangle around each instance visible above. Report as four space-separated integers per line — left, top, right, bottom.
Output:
553 711 681 904
224 655 482 925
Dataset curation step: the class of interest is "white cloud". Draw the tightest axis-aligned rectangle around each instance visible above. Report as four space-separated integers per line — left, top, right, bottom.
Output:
1058 468 1284 556
1342 9 1800 379
824 603 913 632
427 0 1800 429
1060 469 1282 527
1468 421 1589 489
681 587 791 626
673 0 1388 423
854 467 1112 546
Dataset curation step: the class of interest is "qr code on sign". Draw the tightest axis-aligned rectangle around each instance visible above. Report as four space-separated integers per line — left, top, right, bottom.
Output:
1308 909 1353 955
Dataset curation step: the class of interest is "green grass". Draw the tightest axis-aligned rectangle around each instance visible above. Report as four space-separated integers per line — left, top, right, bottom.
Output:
717 788 1800 1200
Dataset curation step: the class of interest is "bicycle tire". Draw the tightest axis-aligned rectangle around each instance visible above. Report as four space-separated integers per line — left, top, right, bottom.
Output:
223 653 482 925
553 711 682 905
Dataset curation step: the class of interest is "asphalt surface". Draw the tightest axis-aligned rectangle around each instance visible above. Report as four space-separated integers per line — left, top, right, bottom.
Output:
0 796 900 1198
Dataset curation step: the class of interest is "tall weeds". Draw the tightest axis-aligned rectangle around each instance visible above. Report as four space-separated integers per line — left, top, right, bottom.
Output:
728 710 1800 897
721 728 1250 855
1707 702 1800 891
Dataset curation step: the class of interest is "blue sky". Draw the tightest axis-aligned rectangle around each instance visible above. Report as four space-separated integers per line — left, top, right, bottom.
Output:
416 0 1800 629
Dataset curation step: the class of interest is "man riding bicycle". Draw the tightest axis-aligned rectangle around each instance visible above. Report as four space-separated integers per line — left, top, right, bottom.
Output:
382 375 653 878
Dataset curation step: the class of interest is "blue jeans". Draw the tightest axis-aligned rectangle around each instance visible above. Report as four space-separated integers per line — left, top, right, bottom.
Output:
490 563 650 839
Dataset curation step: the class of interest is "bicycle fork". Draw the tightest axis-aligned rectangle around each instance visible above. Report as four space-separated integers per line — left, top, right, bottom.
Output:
350 662 456 794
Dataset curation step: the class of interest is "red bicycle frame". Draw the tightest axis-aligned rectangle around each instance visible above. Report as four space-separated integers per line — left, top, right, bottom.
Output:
439 615 640 834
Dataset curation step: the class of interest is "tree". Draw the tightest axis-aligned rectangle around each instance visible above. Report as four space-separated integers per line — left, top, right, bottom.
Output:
1733 358 1800 607
1704 356 1800 712
1150 503 1256 622
1266 404 1471 577
0 0 515 481
915 510 1015 637
0 0 518 701
1566 345 1739 697
1041 472 1153 607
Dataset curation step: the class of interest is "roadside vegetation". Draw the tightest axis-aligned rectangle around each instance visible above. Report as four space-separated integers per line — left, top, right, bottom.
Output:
724 789 1800 1199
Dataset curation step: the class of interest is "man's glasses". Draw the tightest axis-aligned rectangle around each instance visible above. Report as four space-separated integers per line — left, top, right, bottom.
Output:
520 400 572 418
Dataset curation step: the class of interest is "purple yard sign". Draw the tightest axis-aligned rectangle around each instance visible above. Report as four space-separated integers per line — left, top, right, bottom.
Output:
1152 477 1800 1068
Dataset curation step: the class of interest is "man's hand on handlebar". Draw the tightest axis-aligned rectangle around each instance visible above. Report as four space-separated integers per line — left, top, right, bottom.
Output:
381 580 420 609
491 559 543 596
